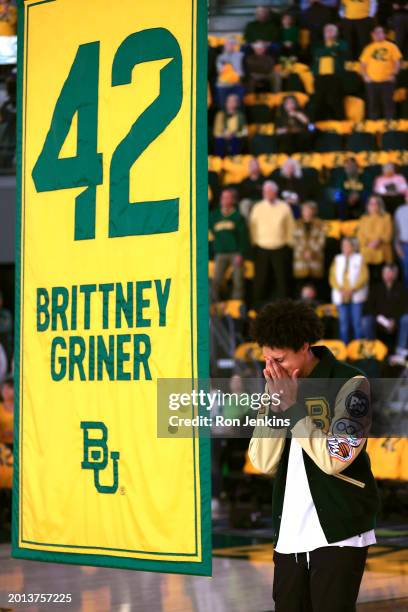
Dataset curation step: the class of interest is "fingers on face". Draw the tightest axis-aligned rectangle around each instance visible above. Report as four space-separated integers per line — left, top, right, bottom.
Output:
264 361 274 377
269 360 282 379
264 358 273 378
265 358 293 380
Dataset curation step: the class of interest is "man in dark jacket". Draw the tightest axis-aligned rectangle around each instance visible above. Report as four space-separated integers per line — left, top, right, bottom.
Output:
363 263 408 361
243 6 280 45
249 299 379 612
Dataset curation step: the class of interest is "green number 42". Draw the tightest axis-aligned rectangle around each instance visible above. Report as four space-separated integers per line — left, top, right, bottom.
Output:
32 28 182 241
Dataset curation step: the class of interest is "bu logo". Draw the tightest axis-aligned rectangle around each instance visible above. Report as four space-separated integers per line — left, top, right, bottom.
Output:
81 421 120 494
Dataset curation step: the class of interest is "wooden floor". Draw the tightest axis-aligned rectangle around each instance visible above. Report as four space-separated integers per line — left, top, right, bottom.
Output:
0 541 407 611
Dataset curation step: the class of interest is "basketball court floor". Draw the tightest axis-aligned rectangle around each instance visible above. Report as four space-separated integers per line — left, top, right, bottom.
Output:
1 523 407 611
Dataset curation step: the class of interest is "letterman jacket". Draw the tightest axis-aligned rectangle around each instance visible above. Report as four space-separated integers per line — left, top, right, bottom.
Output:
248 345 380 545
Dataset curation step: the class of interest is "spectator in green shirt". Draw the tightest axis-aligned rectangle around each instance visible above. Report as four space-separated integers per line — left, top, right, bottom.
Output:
280 13 299 59
312 23 348 120
209 189 249 302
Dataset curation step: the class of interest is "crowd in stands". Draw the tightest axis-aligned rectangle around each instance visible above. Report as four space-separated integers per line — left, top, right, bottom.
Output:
208 1 408 368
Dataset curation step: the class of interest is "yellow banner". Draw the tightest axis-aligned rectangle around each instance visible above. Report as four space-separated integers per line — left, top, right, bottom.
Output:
13 0 210 575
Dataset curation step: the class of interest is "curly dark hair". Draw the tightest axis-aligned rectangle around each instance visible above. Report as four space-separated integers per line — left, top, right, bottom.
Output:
250 300 324 351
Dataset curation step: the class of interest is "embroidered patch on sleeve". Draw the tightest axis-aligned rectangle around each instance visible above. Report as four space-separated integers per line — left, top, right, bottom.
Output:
332 417 364 441
345 390 369 418
327 436 354 461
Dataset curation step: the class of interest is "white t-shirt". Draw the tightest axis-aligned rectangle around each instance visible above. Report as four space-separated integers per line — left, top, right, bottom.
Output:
275 437 376 554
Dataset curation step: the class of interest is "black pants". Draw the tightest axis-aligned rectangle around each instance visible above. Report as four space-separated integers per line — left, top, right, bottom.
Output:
366 81 395 120
314 75 344 121
273 546 369 612
341 17 373 60
368 263 383 286
253 245 291 307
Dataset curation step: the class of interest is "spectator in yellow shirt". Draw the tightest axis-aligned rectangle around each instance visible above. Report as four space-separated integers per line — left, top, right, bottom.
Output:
249 181 295 305
360 26 402 119
213 94 248 157
0 0 16 37
357 195 393 283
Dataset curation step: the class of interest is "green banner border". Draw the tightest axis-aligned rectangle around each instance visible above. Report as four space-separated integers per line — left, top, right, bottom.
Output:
12 0 211 576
